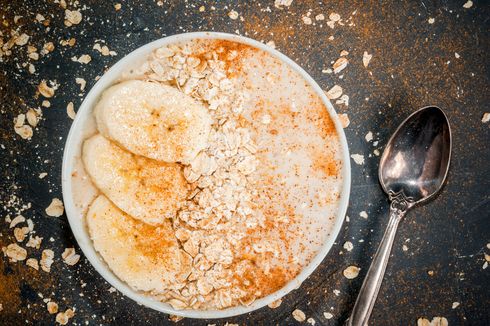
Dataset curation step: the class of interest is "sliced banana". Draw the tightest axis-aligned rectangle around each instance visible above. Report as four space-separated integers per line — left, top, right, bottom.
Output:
82 134 188 225
95 80 211 164
87 195 192 293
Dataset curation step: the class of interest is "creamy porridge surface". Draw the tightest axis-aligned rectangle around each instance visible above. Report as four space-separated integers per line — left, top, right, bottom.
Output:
72 39 343 310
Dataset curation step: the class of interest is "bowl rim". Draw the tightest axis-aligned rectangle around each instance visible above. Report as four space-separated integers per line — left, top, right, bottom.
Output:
61 31 351 319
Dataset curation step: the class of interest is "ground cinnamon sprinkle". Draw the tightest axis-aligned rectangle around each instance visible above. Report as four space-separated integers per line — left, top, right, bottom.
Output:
208 40 251 75
311 148 339 177
234 265 289 301
0 258 21 313
313 102 337 136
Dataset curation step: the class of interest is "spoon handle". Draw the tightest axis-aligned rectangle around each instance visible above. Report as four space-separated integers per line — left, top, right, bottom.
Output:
347 205 406 326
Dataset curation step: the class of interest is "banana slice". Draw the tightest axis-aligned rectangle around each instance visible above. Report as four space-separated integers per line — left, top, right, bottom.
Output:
95 80 211 164
87 195 192 293
82 134 188 225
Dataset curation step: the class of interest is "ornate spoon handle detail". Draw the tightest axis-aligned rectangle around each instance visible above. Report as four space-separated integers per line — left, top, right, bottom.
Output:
347 191 413 326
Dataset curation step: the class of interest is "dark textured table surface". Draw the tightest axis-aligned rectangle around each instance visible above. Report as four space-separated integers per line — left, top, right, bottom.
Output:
1 1 489 325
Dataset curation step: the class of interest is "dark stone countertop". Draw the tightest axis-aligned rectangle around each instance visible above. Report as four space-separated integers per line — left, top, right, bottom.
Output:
1 1 489 325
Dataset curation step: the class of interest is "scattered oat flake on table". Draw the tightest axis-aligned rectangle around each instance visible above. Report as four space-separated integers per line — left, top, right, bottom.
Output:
56 308 75 325
363 51 373 68
45 198 64 217
38 80 55 98
333 57 348 73
28 51 39 60
26 108 41 127
26 258 39 270
343 265 360 279
26 235 43 249
36 13 45 22
42 42 55 54
114 3 121 10
338 113 350 128
26 219 34 232
292 309 306 322
417 317 449 326
71 54 91 64
228 10 239 20
10 214 25 228
428 17 435 24
326 85 342 99
343 241 353 251
365 131 373 142
93 43 117 56
61 38 77 47
274 0 293 9
351 153 365 165
336 94 349 106
169 315 183 322
62 248 80 266
40 249 54 272
14 118 33 140
360 211 368 219
482 113 490 123
340 50 349 56
75 77 87 91
47 301 59 314
324 312 333 319
402 244 408 251
485 253 490 262
452 302 460 309
14 227 29 242
14 33 30 46
329 12 341 21
307 317 316 325
4 243 27 261
315 14 325 21
268 298 282 309
302 15 312 25
39 172 48 179
454 52 460 59
265 41 276 49
64 9 82 26
66 102 76 119
463 1 473 8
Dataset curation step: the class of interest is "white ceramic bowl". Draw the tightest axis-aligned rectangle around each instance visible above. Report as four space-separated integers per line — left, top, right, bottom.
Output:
62 32 351 319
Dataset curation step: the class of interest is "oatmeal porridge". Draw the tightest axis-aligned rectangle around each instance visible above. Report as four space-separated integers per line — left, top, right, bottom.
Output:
71 39 344 310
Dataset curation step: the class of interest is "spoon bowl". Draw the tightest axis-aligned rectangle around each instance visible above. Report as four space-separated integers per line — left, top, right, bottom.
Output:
379 106 452 203
348 106 451 326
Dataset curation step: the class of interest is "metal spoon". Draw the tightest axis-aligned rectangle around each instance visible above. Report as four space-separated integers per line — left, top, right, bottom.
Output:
347 106 452 326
